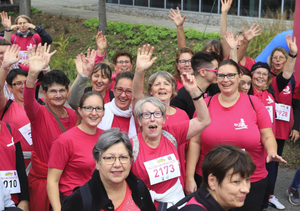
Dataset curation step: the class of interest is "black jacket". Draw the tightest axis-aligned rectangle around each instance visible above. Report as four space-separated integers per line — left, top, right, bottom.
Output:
61 170 156 211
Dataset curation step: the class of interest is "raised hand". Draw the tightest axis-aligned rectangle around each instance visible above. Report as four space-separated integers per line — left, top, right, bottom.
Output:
43 43 56 68
96 31 107 52
168 7 186 27
21 60 29 66
135 44 157 72
75 54 83 76
221 0 233 14
242 23 261 42
2 44 21 68
224 30 238 50
11 24 18 31
81 48 96 75
181 72 197 94
286 35 297 55
1 11 11 30
28 44 46 74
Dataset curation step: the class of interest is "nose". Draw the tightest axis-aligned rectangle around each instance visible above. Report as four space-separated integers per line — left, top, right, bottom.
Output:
113 157 121 167
240 181 250 194
91 108 97 115
55 92 62 97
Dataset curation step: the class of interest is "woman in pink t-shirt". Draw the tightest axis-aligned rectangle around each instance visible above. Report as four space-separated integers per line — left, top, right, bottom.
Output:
47 91 105 211
186 59 286 211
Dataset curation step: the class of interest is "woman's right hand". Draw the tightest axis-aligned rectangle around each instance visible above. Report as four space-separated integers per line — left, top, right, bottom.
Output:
2 44 21 68
221 0 233 14
96 31 107 55
81 48 97 76
28 44 46 74
11 24 18 31
286 35 297 56
135 44 157 72
185 177 197 195
0 11 11 30
168 7 186 27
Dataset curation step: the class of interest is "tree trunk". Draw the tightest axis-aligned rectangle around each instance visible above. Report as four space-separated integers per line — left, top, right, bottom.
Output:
98 0 107 34
19 0 31 17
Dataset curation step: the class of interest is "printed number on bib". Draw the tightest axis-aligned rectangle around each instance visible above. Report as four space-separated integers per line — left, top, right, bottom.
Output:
0 170 21 194
18 51 28 63
19 123 32 146
144 153 180 185
275 103 291 122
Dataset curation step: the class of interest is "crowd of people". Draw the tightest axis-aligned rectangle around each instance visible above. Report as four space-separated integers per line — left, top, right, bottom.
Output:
0 0 299 210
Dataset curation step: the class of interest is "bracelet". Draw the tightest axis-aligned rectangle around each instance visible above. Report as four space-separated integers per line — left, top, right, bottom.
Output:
5 29 12 32
26 77 38 85
42 65 50 71
289 52 297 58
192 87 205 101
1 63 10 70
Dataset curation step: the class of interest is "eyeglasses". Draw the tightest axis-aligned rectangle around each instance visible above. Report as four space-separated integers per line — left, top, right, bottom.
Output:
47 89 67 95
254 71 269 77
12 81 25 87
101 155 131 165
217 73 237 80
139 111 164 119
81 106 104 113
178 59 191 65
272 56 286 61
116 60 131 64
114 87 132 96
202 67 218 72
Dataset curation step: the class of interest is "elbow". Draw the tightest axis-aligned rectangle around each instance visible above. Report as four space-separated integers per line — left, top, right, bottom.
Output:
203 117 211 129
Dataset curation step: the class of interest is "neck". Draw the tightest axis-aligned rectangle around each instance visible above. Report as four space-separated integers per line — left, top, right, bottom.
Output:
15 99 24 108
77 123 97 135
48 104 67 118
142 131 161 148
208 189 230 211
195 75 211 92
254 86 262 92
219 91 240 107
101 174 127 194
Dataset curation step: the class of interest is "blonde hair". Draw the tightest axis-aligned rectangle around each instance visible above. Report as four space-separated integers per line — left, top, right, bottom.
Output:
15 15 32 24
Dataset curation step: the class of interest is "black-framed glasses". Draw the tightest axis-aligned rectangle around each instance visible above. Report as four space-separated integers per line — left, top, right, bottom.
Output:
217 73 237 80
47 89 67 95
178 59 191 65
101 155 131 165
12 81 25 87
114 87 132 96
81 106 104 113
116 60 131 64
139 111 164 119
254 71 269 77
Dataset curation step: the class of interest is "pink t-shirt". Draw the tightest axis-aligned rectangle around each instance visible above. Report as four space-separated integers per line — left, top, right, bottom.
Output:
114 183 140 211
253 89 276 135
0 100 32 168
23 86 77 164
271 73 300 139
0 121 23 203
131 121 189 194
48 126 103 196
175 78 183 91
194 92 271 182
111 115 130 134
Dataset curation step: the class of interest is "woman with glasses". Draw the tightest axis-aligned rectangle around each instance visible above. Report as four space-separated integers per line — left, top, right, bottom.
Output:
61 129 155 211
131 68 210 208
47 91 105 211
186 59 286 211
263 35 300 210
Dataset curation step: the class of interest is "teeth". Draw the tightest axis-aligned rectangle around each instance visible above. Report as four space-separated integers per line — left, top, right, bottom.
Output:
119 99 127 102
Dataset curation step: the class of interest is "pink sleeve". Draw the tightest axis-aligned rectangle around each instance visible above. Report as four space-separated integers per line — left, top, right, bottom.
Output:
33 34 42 45
23 85 41 122
252 96 272 129
48 139 70 169
95 52 105 64
10 123 23 144
164 120 189 146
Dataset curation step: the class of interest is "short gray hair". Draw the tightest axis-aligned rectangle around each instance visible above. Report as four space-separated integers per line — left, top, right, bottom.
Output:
147 71 177 99
134 97 166 128
93 129 132 162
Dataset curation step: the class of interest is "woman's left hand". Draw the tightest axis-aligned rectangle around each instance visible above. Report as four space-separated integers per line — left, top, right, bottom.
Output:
224 30 238 50
266 153 287 163
286 35 297 55
25 22 36 30
242 23 261 42
81 48 96 75
289 129 299 143
43 43 56 68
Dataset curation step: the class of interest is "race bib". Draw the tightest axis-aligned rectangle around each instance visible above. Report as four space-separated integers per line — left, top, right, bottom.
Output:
18 123 32 146
275 103 291 122
266 106 273 123
144 153 180 185
0 170 21 194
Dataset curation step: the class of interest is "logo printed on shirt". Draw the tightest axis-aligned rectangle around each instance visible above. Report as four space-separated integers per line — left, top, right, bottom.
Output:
234 119 248 130
266 96 274 104
283 86 291 94
26 43 33 50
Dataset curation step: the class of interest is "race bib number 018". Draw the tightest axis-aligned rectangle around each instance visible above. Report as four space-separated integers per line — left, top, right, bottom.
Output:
0 170 21 194
275 103 291 122
144 153 180 185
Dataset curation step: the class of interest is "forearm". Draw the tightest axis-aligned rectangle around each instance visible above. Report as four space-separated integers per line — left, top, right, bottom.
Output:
237 40 249 63
132 70 145 101
47 179 61 211
4 31 11 42
282 57 296 79
0 66 9 111
261 128 277 155
229 47 238 63
176 25 186 49
68 74 89 110
95 51 105 64
34 26 52 45
23 85 40 121
185 135 201 181
220 12 230 59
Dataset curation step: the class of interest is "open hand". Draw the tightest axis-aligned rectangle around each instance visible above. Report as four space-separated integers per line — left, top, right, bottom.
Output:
168 7 186 27
43 43 57 68
135 44 157 72
286 35 297 55
96 31 107 51
242 23 261 42
1 11 11 30
28 44 46 74
2 44 21 68
181 72 197 94
224 30 238 50
266 153 287 164
81 48 97 75
221 0 233 14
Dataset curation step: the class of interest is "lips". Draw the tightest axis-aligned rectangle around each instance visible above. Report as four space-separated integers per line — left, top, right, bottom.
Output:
111 171 122 176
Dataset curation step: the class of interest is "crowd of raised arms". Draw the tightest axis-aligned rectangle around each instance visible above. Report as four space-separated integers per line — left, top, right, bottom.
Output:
0 0 299 210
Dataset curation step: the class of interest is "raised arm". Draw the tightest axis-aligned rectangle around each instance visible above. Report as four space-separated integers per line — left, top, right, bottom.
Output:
168 7 186 49
132 44 157 106
282 35 297 80
220 0 233 60
224 30 238 63
1 11 12 42
0 44 21 111
237 23 261 62
96 31 107 60
182 72 210 140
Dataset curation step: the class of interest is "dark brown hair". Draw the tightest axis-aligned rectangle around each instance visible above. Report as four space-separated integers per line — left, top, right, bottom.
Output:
173 47 194 82
112 50 133 64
